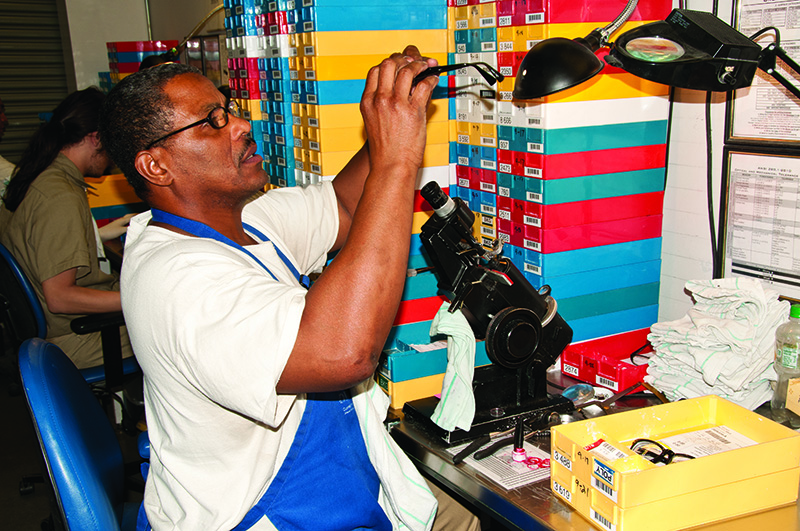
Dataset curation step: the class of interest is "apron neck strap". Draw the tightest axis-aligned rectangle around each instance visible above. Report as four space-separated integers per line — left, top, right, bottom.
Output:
150 209 310 289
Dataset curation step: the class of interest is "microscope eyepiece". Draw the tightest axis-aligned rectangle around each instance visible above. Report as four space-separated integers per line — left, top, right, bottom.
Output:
421 181 456 218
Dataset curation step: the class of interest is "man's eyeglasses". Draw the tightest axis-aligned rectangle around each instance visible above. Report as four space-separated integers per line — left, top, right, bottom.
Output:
412 62 505 87
146 99 241 149
630 438 695 465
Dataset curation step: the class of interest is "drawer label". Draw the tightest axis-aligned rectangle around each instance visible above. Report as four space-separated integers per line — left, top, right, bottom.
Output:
553 449 571 471
563 364 579 377
591 509 616 531
593 459 615 487
552 480 571 503
592 475 618 503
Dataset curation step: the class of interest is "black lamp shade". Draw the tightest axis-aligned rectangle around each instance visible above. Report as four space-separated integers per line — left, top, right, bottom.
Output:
513 37 605 99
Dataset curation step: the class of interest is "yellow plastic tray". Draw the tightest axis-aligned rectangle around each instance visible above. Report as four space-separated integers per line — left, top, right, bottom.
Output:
550 396 800 531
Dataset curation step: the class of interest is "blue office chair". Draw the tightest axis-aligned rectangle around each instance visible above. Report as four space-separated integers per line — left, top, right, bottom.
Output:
0 240 138 388
19 337 139 531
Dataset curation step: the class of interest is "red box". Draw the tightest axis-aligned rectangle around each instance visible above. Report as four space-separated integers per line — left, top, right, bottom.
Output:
560 328 652 392
107 40 178 53
522 214 663 253
530 191 664 230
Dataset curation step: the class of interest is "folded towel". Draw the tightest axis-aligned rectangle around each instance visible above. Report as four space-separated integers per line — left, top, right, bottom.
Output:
646 278 789 410
429 302 476 432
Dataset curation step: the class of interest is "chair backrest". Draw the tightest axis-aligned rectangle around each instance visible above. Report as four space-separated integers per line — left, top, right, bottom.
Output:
19 337 126 531
0 241 47 343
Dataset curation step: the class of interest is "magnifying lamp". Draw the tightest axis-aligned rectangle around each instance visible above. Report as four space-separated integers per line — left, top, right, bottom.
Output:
513 2 800 102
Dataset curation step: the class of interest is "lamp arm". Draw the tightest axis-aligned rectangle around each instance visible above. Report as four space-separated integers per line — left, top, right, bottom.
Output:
758 42 800 101
178 4 224 51
599 0 639 46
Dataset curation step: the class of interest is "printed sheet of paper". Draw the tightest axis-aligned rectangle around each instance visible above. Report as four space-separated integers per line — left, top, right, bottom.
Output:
659 425 757 457
446 440 551 490
723 150 800 301
730 0 800 143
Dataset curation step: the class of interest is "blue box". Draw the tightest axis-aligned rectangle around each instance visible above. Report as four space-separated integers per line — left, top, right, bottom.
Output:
519 238 663 277
525 260 662 300
301 5 447 32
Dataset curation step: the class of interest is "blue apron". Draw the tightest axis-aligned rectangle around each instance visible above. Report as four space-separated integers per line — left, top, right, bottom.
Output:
136 211 389 530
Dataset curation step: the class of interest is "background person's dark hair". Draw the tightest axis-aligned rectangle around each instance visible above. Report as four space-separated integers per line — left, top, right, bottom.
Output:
99 63 201 203
3 87 105 212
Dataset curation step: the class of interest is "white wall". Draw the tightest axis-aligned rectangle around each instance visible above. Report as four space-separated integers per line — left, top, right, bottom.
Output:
658 0 735 321
60 0 224 91
61 0 150 90
147 0 225 44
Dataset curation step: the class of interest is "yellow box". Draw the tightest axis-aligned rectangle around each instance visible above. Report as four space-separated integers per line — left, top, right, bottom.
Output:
550 396 800 531
85 174 139 209
479 123 497 147
300 53 448 82
237 98 264 121
452 6 469 29
306 142 450 177
543 72 669 103
411 210 433 235
301 30 448 57
470 3 496 30
297 120 449 154
497 77 515 102
308 99 449 130
377 372 444 410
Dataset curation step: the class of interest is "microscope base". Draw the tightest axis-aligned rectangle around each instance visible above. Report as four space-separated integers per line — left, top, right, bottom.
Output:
403 393 574 446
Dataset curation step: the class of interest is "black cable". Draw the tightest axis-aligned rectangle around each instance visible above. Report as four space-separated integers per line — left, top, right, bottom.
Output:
750 26 780 43
629 342 652 365
704 90 719 277
662 85 676 190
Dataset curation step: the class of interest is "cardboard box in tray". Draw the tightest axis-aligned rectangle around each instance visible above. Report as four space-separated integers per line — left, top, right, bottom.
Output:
550 396 800 531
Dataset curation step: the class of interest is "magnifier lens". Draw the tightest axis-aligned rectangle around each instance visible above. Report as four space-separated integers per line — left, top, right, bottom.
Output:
625 37 685 62
562 383 594 406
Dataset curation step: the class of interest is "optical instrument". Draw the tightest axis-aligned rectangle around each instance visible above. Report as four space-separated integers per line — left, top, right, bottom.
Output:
402 182 574 445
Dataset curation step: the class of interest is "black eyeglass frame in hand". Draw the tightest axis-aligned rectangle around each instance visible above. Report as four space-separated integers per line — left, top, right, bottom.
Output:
412 62 506 87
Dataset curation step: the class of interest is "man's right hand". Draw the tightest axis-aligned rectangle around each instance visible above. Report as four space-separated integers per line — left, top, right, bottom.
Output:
278 46 440 394
360 45 439 175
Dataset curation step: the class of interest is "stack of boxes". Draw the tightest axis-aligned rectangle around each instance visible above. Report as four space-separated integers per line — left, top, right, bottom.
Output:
223 0 673 407
106 40 178 87
446 0 672 398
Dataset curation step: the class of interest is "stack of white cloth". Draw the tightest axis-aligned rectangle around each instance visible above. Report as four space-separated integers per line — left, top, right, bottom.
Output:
645 278 790 410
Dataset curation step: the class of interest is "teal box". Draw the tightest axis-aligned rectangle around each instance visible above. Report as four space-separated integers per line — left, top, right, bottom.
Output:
509 173 527 201
497 172 512 196
525 168 665 205
305 5 447 32
558 282 660 323
378 340 491 382
384 320 440 350
401 269 439 301
527 120 669 155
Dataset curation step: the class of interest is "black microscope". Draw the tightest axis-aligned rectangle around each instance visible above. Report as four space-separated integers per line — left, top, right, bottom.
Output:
402 182 575 444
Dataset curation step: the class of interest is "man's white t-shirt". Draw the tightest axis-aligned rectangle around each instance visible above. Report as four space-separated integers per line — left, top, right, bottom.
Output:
122 183 338 530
